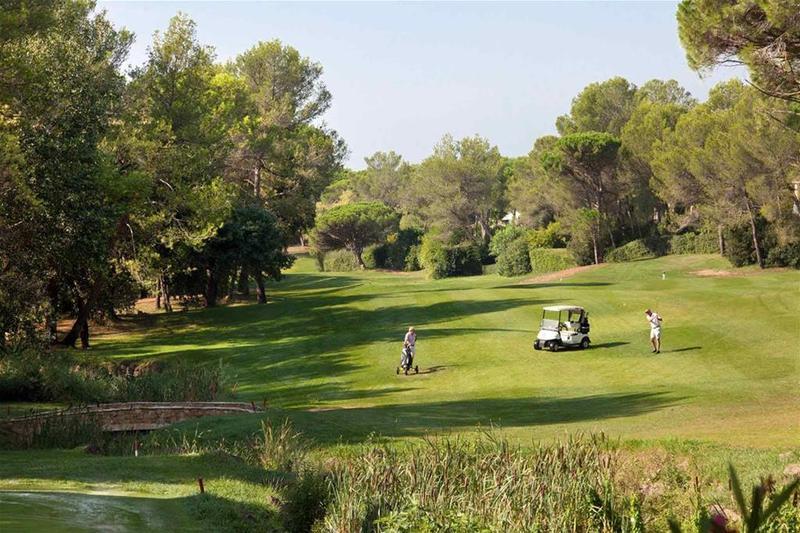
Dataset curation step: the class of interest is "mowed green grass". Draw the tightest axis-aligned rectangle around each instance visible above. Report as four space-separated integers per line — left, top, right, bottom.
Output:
91 254 800 448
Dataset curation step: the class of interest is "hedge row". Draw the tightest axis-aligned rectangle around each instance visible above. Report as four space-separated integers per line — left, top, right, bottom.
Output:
529 248 577 274
419 238 483 279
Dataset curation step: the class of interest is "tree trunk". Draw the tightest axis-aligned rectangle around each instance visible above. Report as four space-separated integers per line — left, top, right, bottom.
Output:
744 195 764 268
155 277 162 309
61 293 89 349
237 268 250 295
717 225 725 255
205 268 218 307
163 277 173 313
477 217 492 244
354 248 366 269
255 271 267 304
591 232 600 265
253 165 261 200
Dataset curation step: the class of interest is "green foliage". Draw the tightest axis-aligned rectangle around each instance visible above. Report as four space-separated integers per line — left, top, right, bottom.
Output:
606 237 669 263
404 244 422 272
528 248 577 274
415 134 507 243
766 242 800 269
677 0 800 103
528 221 567 249
496 237 532 277
369 228 423 271
419 237 483 279
489 225 529 258
606 240 656 263
0 346 225 404
320 249 361 272
323 434 621 531
556 77 637 136
282 469 331 533
313 202 399 267
669 232 719 255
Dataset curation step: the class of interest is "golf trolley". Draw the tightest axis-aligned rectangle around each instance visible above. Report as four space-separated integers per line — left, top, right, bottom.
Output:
533 305 591 352
396 344 419 375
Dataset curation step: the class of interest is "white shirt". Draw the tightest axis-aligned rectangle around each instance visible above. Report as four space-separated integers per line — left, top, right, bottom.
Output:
404 331 416 346
648 314 662 330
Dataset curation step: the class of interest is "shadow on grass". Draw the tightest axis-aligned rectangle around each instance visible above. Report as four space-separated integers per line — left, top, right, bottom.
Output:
267 391 678 444
669 346 702 353
497 282 613 290
592 342 631 349
93 272 543 406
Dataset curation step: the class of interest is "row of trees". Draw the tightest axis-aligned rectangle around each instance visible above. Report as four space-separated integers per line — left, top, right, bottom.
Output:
315 75 799 271
1 3 344 348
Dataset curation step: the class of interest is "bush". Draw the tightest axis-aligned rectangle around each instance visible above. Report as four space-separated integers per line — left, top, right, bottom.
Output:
489 225 529 258
528 221 567 249
496 237 532 277
605 240 649 263
420 237 483 279
0 345 226 404
404 244 422 272
362 245 379 269
669 232 718 255
766 241 800 268
321 249 361 272
528 248 577 274
370 228 423 271
723 218 775 267
283 470 331 533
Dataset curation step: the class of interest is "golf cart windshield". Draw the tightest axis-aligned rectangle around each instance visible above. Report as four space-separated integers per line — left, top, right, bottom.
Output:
540 306 585 331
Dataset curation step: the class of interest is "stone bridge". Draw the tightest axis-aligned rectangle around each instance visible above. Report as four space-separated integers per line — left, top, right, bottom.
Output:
0 402 262 441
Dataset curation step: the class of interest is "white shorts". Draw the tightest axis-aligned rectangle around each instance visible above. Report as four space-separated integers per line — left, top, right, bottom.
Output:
650 328 661 340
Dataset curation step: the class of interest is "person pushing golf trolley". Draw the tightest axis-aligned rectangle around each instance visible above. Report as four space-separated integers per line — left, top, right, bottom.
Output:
645 309 663 353
397 326 419 375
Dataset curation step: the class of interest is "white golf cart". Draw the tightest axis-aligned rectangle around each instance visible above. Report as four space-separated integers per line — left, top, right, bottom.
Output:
533 305 591 352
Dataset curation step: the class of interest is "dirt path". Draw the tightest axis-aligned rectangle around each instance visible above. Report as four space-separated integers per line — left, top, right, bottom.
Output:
517 264 605 284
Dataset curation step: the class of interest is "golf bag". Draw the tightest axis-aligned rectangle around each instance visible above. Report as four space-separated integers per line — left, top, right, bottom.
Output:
397 345 418 375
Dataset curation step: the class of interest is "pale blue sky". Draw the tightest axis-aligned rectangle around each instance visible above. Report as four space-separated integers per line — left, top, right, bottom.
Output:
97 1 745 168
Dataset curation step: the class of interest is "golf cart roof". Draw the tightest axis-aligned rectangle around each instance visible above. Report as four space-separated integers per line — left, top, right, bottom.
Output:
543 305 584 313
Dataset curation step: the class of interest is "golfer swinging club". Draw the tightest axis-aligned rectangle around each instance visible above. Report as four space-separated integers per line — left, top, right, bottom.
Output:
645 309 662 353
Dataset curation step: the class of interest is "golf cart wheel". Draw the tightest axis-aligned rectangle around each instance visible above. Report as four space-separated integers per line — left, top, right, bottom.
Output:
549 342 559 352
580 337 590 349
533 341 541 351
396 367 400 375
404 368 408 375
415 365 419 374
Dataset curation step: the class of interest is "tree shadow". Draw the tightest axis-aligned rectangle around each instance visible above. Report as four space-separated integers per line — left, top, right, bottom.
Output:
264 391 678 444
496 282 613 289
94 278 541 407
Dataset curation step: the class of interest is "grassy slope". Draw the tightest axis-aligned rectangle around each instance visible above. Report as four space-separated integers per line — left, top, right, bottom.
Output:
90 254 799 448
1 254 798 530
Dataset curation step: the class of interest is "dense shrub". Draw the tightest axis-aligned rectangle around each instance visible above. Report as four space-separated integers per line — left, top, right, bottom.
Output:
323 434 624 532
723 218 776 267
0 345 226 403
765 241 800 268
669 231 719 255
528 248 577 274
420 237 483 279
489 225 529 258
404 244 422 271
370 228 423 271
606 240 654 262
321 249 361 272
496 237 532 277
528 221 567 249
